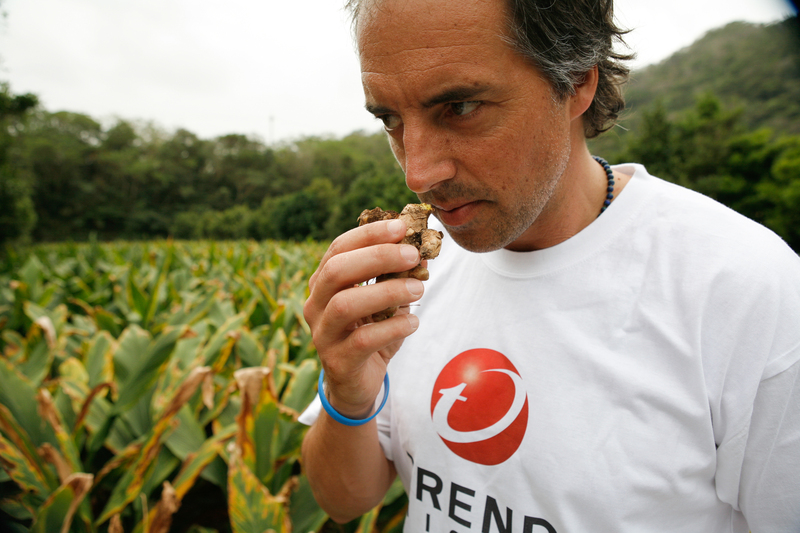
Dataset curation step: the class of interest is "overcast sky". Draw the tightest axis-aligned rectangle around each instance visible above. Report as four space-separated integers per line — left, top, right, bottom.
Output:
0 0 796 144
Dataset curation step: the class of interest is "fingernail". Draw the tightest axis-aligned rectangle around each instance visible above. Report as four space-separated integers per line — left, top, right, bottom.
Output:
400 245 419 263
406 313 419 331
406 278 424 297
388 219 405 236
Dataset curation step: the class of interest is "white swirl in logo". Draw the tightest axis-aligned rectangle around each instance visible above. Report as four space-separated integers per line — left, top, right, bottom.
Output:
432 369 526 444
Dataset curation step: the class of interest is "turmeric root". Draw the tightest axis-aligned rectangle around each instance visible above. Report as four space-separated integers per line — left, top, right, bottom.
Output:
357 203 444 322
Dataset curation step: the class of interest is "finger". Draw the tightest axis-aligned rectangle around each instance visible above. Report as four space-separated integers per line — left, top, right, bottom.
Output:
322 277 424 341
344 312 420 366
306 242 421 323
309 219 407 291
322 311 420 381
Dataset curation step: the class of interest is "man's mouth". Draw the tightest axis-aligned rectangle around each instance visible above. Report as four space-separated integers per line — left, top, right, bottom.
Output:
431 201 482 227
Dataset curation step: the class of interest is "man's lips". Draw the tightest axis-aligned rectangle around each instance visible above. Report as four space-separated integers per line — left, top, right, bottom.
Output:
432 201 482 227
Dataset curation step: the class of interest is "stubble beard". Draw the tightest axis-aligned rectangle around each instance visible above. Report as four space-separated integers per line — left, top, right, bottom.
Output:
422 143 569 254
419 168 562 253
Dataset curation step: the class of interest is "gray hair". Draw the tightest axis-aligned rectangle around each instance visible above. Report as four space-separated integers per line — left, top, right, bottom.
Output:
344 0 634 138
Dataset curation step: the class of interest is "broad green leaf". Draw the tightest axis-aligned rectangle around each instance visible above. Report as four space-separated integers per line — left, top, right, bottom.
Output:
267 329 290 391
201 313 245 367
85 331 115 389
288 475 328 533
1 329 25 364
113 325 186 415
112 325 152 390
23 301 68 336
96 367 211 525
0 359 58 451
134 426 236 533
235 328 264 368
0 495 34 522
17 255 45 297
172 330 204 370
164 405 206 461
32 473 93 533
355 506 380 533
17 331 52 385
127 271 149 324
36 389 83 479
233 367 280 484
119 387 156 441
0 432 50 498
143 245 172 328
280 359 319 413
227 445 287 533
140 447 181 497
207 299 237 328
94 307 123 337
173 426 234 495
167 291 217 328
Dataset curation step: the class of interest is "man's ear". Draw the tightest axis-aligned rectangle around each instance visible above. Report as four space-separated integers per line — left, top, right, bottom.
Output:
569 65 599 120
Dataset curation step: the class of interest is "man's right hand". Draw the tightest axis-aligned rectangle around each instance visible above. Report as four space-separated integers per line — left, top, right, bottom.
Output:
303 217 425 420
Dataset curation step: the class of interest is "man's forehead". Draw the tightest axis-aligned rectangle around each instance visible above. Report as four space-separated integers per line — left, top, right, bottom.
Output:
355 0 511 59
355 0 509 38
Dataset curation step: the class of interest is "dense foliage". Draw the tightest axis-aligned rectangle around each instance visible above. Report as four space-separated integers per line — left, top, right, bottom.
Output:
0 239 408 532
0 107 416 245
611 93 800 251
0 84 39 244
2 17 799 251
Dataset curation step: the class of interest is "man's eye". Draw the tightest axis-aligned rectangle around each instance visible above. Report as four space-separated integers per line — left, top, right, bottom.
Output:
379 115 402 130
451 101 481 116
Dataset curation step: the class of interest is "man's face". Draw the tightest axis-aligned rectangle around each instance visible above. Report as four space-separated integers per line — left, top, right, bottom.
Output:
357 0 577 252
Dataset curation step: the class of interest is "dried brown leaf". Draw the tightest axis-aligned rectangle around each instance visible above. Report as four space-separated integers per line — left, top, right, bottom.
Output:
109 514 124 533
38 443 72 484
34 316 57 350
148 481 180 533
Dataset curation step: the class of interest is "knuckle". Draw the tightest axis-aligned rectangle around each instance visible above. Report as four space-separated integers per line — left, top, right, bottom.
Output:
348 327 373 353
320 253 348 285
302 298 316 325
327 291 353 319
326 232 349 257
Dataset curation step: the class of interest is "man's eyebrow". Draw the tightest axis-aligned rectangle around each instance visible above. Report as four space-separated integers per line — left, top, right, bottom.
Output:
364 85 492 116
365 103 393 116
423 85 491 108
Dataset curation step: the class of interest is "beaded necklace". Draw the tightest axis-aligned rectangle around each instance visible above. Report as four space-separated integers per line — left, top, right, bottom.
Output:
593 155 615 216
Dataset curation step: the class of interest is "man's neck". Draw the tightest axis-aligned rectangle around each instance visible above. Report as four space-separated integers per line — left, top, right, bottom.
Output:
504 146 626 252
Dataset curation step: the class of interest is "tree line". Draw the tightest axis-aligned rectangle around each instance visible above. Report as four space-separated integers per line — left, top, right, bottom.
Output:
2 83 800 252
1 83 416 245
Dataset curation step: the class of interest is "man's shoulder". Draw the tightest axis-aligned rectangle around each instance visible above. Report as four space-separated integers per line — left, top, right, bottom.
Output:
626 164 795 260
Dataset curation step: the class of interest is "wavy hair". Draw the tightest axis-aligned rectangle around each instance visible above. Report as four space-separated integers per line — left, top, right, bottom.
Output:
344 0 634 138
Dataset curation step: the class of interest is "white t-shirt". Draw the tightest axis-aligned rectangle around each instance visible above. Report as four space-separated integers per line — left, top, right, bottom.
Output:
302 165 800 532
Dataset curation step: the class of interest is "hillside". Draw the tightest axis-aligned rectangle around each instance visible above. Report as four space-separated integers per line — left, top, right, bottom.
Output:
591 16 800 156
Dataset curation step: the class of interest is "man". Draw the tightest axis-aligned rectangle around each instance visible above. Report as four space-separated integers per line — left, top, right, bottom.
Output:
300 0 800 531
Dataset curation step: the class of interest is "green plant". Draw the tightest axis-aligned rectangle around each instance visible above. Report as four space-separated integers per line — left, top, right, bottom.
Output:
0 240 408 532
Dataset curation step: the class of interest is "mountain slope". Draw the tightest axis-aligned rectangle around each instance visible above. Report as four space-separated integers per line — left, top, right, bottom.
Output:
591 17 800 157
624 17 800 134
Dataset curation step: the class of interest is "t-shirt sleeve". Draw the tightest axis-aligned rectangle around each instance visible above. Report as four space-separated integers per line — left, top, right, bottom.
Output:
297 394 322 426
738 354 800 532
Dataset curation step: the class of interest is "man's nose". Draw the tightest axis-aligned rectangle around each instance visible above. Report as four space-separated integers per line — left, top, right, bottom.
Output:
401 124 456 194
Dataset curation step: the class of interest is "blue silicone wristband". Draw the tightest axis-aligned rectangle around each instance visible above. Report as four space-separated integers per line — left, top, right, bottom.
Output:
318 369 390 427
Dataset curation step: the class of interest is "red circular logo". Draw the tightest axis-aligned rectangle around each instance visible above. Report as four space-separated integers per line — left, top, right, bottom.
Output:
430 349 528 465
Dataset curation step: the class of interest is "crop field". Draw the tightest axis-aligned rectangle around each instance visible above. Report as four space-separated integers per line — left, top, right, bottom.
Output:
0 240 407 533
